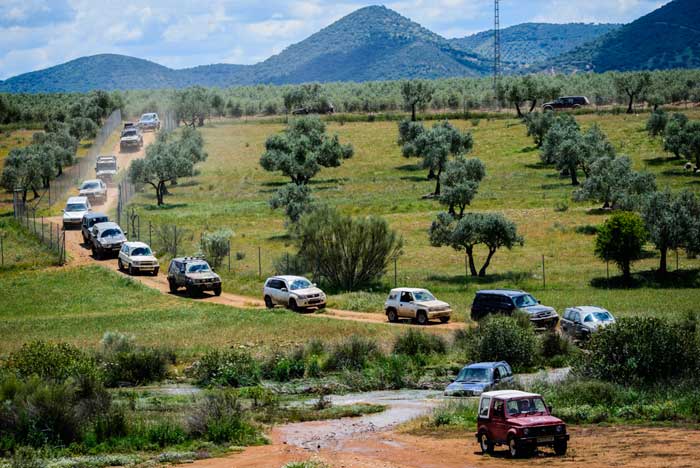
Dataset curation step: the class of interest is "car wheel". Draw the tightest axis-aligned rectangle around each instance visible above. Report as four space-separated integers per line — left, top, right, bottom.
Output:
128 264 135 275
82 233 88 244
264 296 274 309
508 437 520 458
387 308 398 323
186 286 196 298
440 316 450 323
118 259 124 271
289 299 298 312
168 279 177 293
478 432 494 455
152 268 159 277
213 285 222 296
416 311 428 325
92 246 100 260
554 440 567 456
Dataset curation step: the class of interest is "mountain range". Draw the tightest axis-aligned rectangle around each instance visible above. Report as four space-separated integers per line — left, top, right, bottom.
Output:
0 1 696 93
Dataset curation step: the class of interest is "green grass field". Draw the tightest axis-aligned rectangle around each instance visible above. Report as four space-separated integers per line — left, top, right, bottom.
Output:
120 111 700 322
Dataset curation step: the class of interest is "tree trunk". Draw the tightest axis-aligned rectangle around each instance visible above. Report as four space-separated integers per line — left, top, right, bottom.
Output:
528 99 537 113
448 204 455 217
659 247 668 276
627 94 634 114
433 167 442 195
22 189 28 203
570 165 579 186
32 187 40 199
427 168 436 180
155 181 164 206
515 102 523 118
411 104 416 122
479 248 497 277
466 246 478 276
622 260 631 281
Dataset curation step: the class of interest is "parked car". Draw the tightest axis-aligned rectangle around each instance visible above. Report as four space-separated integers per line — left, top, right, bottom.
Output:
262 275 326 311
470 289 559 330
138 113 161 131
119 127 143 151
542 96 590 111
62 196 91 230
561 306 615 340
445 362 514 396
80 212 109 244
95 155 118 183
78 179 107 204
118 241 159 276
384 287 452 325
90 222 127 259
167 257 221 297
475 390 569 458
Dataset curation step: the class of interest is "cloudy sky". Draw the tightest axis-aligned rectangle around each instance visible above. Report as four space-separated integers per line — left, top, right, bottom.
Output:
0 0 666 80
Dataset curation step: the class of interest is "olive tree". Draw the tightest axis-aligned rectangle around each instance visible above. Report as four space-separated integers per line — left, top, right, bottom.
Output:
574 156 656 209
429 211 523 277
68 117 98 140
0 148 44 202
646 109 668 138
260 116 353 185
32 130 78 176
438 156 485 218
200 229 233 268
595 212 647 280
680 121 700 168
401 80 434 121
614 71 652 114
540 114 579 164
579 124 616 177
173 86 211 127
269 183 314 225
663 113 688 158
524 111 556 148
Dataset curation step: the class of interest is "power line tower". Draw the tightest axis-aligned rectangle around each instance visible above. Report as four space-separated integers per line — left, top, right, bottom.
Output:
493 0 502 92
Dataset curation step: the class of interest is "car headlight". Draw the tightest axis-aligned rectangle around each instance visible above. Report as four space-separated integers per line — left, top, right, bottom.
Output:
556 425 564 433
523 428 530 436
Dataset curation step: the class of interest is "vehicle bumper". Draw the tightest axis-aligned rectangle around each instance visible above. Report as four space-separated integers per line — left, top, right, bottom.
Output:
139 124 158 131
530 315 559 330
427 310 452 319
98 243 123 253
133 264 159 272
445 388 483 397
63 219 82 228
188 281 221 291
297 298 326 308
516 434 569 448
120 141 141 149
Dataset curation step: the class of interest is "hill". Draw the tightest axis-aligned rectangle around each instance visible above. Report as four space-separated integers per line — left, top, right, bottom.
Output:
547 0 700 72
450 23 620 70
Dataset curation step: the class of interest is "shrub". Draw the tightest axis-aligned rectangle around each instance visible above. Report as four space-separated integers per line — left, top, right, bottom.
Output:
539 332 572 360
10 447 43 468
325 335 381 371
646 109 668 137
188 349 261 387
100 331 135 354
200 229 233 269
594 211 647 279
6 341 101 383
365 355 416 390
575 317 692 385
93 407 128 442
467 315 538 370
143 420 187 447
273 252 309 276
187 391 263 445
102 348 173 387
393 329 446 357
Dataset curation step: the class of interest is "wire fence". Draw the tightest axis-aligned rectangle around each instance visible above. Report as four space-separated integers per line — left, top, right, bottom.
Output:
30 109 122 211
10 196 66 266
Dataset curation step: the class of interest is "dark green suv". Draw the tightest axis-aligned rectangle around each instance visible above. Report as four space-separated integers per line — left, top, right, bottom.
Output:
167 257 222 297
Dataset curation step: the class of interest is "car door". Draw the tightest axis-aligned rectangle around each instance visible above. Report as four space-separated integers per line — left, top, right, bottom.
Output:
398 291 415 318
498 364 514 385
277 279 291 305
269 280 284 304
118 244 128 264
490 399 508 443
572 312 583 339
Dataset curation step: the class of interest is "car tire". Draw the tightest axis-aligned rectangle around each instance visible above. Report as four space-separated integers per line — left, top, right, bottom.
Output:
508 436 521 458
289 299 298 312
478 432 494 455
168 279 177 293
440 316 450 323
186 286 196 298
264 296 274 309
543 106 553 112
82 233 88 244
92 246 100 260
416 311 428 325
128 264 135 276
213 285 222 296
118 259 124 271
387 308 398 323
554 440 567 456
152 268 159 277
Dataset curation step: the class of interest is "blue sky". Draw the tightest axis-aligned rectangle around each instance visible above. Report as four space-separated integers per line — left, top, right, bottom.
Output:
0 0 666 80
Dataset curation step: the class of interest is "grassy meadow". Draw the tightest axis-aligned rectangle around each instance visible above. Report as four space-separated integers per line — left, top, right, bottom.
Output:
123 110 700 322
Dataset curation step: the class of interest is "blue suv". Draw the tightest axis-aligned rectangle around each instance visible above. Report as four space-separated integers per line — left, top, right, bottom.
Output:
445 362 514 396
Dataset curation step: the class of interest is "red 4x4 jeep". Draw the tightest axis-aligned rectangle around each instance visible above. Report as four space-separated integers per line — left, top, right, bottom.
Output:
475 390 569 458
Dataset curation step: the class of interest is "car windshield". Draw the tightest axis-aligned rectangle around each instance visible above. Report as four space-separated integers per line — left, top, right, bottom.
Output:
131 247 152 256
507 397 547 416
587 311 613 322
81 182 99 190
187 263 210 273
66 203 87 211
455 367 491 383
101 229 121 238
97 163 115 171
141 115 155 121
514 294 538 308
123 130 137 137
413 290 435 301
290 279 312 290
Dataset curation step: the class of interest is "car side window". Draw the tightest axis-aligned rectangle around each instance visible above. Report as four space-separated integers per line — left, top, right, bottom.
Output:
584 314 593 323
493 368 501 381
573 312 581 323
492 400 504 418
497 365 509 378
400 292 413 302
479 397 491 418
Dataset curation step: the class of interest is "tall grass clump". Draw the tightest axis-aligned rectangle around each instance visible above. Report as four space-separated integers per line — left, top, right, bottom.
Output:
324 335 381 371
459 315 538 371
187 349 261 387
99 332 174 387
393 329 446 357
187 390 264 445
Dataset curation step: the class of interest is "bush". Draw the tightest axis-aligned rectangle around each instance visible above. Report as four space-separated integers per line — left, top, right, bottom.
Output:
576 317 693 385
187 391 263 445
188 349 261 387
646 109 668 137
364 355 416 390
100 332 135 354
594 211 647 279
6 341 101 383
325 335 380 371
102 348 173 387
200 229 233 269
142 420 187 447
393 329 446 357
93 407 128 442
273 252 309 276
466 315 538 370
539 332 572 360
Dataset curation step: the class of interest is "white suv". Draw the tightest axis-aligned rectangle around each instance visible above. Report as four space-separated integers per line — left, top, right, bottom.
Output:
78 179 107 205
263 275 326 311
118 241 159 276
63 196 91 229
384 287 452 325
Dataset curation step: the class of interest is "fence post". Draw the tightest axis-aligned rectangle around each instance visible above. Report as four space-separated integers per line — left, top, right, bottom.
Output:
50 222 53 248
149 221 152 247
32 210 36 235
286 252 289 273
258 247 262 278
228 239 231 272
173 225 177 257
541 254 546 289
0 234 3 267
394 257 397 288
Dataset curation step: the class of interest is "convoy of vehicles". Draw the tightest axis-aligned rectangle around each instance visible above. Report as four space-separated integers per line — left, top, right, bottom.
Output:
263 275 326 311
444 362 513 396
476 390 569 458
384 287 451 325
63 196 91 229
90 222 127 259
95 156 118 182
471 289 559 330
78 179 107 204
138 113 161 131
118 241 159 276
167 257 222 297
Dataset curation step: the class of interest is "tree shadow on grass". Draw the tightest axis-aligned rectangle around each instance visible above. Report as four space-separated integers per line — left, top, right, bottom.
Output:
268 233 292 242
541 182 570 190
590 269 700 290
400 175 430 183
524 162 550 170
395 163 423 172
520 146 538 153
644 156 680 166
143 203 189 211
427 271 532 286
261 180 289 188
661 169 697 178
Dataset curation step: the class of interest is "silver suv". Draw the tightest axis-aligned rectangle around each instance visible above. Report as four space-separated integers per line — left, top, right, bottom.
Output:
90 222 127 259
167 257 222 297
263 275 326 311
78 179 107 205
118 241 159 276
384 287 452 325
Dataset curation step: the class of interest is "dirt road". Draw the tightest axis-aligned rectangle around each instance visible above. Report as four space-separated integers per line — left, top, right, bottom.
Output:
57 130 461 331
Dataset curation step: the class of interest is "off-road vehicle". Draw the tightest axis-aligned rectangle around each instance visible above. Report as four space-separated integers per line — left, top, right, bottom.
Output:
90 222 127 259
78 179 107 204
95 156 118 183
120 127 143 152
470 289 559 330
476 390 569 458
384 287 452 325
138 113 161 131
63 196 91 230
262 275 326 311
167 257 221 297
118 241 159 276
560 306 615 341
445 362 514 396
81 212 108 244
542 96 590 111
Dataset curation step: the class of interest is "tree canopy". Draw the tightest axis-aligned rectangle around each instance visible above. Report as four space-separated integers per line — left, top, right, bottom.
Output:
595 211 647 280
